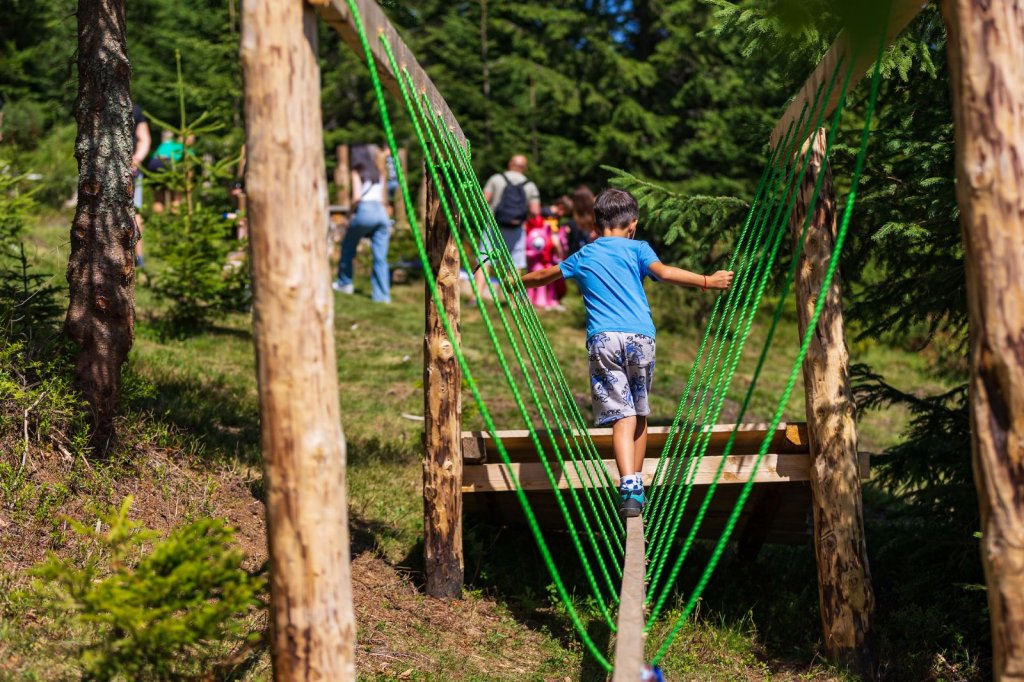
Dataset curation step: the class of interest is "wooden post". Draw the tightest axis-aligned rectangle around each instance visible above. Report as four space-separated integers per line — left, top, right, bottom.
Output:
417 171 428 230
394 147 410 228
376 145 389 218
335 144 350 211
790 128 875 677
423 172 463 599
941 3 1024 679
241 1 356 679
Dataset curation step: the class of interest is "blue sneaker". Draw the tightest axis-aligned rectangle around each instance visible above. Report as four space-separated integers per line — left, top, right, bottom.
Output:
619 486 644 518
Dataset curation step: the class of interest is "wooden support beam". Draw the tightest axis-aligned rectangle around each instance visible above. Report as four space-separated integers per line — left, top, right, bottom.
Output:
335 144 350 211
462 422 809 464
241 1 355 678
769 0 929 152
612 516 646 682
463 452 870 493
317 0 467 147
423 174 463 599
791 128 874 676
940 2 1024 679
394 147 410 228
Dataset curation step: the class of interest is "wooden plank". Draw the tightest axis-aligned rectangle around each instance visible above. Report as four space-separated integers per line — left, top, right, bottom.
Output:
463 483 814 543
462 422 809 464
769 0 929 152
317 0 467 147
461 452 870 493
612 516 646 682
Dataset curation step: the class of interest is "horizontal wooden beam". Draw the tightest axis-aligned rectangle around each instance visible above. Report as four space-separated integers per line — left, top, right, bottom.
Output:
769 0 930 151
462 422 809 464
462 451 870 493
317 0 468 147
612 516 646 682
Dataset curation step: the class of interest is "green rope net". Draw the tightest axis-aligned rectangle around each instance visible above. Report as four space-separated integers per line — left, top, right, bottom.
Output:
342 0 889 671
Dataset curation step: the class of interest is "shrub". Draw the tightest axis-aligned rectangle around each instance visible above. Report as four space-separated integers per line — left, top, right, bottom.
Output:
33 497 264 680
149 206 248 331
0 156 61 341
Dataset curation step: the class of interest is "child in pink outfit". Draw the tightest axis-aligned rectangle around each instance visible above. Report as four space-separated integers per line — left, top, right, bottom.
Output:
525 215 562 309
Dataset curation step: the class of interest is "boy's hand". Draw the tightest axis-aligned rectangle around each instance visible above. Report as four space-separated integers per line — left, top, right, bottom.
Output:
707 270 734 290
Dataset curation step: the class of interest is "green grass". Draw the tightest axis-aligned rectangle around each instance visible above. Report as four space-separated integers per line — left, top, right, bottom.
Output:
11 209 982 681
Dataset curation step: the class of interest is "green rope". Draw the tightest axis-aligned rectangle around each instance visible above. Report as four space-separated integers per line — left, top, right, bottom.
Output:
644 57 849 599
343 0 613 669
643 73 832 567
642 104 806 556
384 44 622 619
397 72 625 589
427 107 625 545
650 26 887 663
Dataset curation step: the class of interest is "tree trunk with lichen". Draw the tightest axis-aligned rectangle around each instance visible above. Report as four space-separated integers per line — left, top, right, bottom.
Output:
941 2 1024 679
65 0 136 451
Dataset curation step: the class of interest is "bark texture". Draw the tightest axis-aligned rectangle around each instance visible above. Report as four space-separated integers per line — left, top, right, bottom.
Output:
240 1 356 679
66 0 136 450
423 175 464 599
941 2 1024 679
791 128 875 678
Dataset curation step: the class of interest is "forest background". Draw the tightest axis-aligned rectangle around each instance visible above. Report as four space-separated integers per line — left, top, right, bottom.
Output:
0 0 982 679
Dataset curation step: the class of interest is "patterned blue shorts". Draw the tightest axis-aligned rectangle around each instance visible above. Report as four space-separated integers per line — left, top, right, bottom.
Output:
586 332 656 426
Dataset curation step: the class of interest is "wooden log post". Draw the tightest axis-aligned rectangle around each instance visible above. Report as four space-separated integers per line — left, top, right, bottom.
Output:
423 172 464 599
941 3 1024 679
335 144 350 210
394 147 410 228
376 145 389 218
240 1 356 679
790 128 875 677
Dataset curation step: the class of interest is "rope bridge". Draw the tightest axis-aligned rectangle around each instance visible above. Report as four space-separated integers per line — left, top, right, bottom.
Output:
340 0 894 673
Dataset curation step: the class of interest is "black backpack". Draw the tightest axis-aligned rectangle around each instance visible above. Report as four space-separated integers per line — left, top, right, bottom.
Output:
492 173 529 228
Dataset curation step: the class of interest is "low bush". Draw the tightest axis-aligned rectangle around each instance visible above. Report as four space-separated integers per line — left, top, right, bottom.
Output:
32 497 265 680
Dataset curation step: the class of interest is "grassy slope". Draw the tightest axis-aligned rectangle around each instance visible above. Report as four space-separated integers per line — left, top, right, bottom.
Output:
2 210 972 681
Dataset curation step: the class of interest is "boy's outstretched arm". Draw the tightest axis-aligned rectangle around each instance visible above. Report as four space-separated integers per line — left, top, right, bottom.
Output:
648 261 734 290
519 264 564 289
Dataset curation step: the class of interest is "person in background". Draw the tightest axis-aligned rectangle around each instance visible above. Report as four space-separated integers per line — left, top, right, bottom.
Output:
131 103 151 267
540 196 574 309
146 130 183 212
333 143 391 303
475 154 541 299
524 212 564 311
571 185 598 247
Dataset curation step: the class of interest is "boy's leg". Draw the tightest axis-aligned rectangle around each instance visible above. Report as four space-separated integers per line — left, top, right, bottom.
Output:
611 415 637 481
633 415 648 482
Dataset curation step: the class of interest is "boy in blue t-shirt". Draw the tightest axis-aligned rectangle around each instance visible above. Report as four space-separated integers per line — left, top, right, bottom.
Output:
521 189 733 518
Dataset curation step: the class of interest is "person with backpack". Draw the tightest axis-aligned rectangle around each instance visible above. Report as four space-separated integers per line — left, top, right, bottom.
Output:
475 154 541 299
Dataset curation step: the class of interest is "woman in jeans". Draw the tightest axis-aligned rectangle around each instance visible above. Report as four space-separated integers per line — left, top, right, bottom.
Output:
333 144 391 303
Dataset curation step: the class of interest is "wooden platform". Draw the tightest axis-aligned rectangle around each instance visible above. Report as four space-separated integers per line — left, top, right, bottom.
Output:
461 423 870 546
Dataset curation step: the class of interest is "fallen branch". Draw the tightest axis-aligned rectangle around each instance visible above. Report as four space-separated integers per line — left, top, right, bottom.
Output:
21 391 47 471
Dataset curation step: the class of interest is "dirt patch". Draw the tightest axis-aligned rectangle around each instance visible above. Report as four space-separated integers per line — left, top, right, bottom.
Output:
351 552 570 680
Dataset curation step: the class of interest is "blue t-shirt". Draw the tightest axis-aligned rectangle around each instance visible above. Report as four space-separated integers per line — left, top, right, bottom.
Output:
559 237 660 341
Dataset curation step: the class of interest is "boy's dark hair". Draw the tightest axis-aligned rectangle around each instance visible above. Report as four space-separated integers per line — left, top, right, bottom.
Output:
594 189 639 232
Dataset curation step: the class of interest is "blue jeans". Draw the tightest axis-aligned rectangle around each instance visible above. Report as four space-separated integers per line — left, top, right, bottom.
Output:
336 201 391 303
